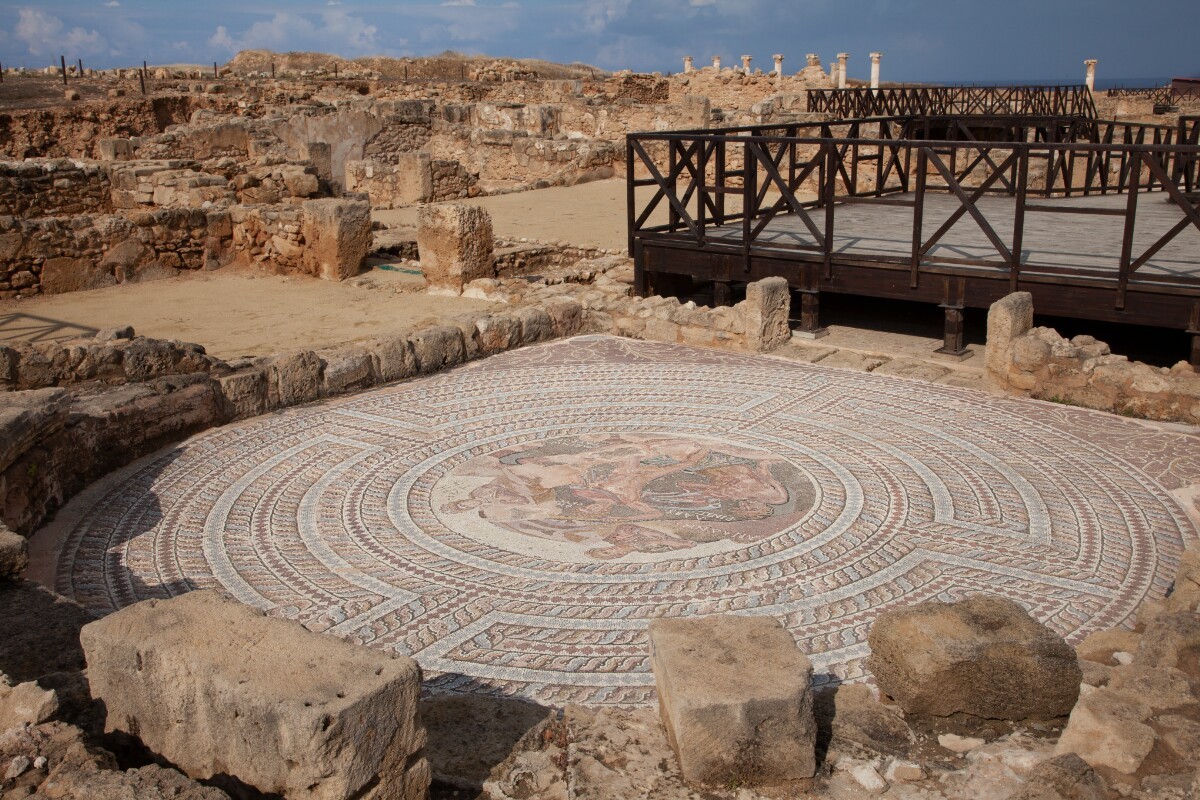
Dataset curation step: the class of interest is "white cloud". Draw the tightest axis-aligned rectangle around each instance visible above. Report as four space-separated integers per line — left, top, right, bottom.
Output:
209 10 380 55
15 8 107 57
689 0 715 5
104 1 121 7
582 0 631 34
442 0 476 5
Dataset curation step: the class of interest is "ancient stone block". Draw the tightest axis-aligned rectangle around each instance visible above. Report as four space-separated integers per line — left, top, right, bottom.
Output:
822 684 914 755
0 388 71 477
320 346 375 395
867 595 1081 719
1054 688 1155 774
368 336 417 384
986 292 1035 377
1076 628 1142 665
80 590 429 800
37 763 229 800
96 138 135 161
409 326 466 374
516 306 553 344
739 277 791 352
473 314 521 356
1167 546 1200 612
345 155 432 209
648 614 816 785
0 676 58 731
1136 612 1200 677
1007 753 1107 800
417 204 494 293
0 524 28 579
543 298 584 338
217 369 267 421
261 350 322 409
301 198 372 282
39 257 116 295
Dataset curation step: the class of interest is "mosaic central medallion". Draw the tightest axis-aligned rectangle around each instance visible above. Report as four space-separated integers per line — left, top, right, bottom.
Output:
431 434 816 562
45 336 1200 706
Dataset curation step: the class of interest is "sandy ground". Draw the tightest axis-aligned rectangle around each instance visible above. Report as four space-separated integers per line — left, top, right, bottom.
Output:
0 264 498 360
373 178 760 252
2 179 956 364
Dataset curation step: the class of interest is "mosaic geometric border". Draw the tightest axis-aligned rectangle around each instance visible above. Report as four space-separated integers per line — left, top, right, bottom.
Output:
52 335 1200 705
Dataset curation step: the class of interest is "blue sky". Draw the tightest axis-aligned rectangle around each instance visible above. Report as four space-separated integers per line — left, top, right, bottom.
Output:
0 1 1196 84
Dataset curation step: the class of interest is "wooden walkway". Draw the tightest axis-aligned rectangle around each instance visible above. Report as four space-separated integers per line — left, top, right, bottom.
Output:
704 193 1200 281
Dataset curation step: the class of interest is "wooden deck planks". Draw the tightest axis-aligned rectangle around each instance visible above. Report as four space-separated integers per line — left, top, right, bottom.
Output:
703 193 1200 281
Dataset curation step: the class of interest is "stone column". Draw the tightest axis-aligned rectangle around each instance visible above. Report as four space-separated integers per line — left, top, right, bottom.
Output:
870 52 882 90
807 53 820 68
773 54 784 77
829 62 840 87
837 53 849 88
1084 59 1097 92
683 56 693 74
712 55 721 71
741 54 753 74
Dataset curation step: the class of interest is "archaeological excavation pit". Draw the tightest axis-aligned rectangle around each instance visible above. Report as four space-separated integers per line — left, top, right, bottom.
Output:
33 335 1200 706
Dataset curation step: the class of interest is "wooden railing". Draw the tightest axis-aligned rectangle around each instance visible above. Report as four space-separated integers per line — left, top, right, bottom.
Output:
807 86 1098 119
628 122 1200 310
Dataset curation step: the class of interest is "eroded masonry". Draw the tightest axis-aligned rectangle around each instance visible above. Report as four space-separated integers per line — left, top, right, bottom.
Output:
1 52 1199 800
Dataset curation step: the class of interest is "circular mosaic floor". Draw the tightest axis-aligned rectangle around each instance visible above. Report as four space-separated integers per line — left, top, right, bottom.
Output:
47 336 1200 705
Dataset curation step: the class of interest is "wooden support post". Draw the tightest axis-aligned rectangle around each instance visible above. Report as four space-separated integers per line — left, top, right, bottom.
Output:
713 281 732 307
1 63 5 84
61 55 68 85
1189 303 1200 367
633 239 649 298
935 277 972 359
139 69 146 95
793 264 828 339
213 62 218 78
271 63 275 79
78 59 83 76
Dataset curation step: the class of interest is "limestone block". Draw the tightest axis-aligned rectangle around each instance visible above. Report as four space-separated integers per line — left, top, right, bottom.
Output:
1167 546 1200 612
1135 612 1200 677
1054 688 1155 774
739 277 791 353
648 614 816 785
261 350 322 409
320 346 375 395
1007 753 1107 800
368 336 417 384
474 314 522 356
0 388 70 473
216 369 267 421
543 298 584 337
80 591 429 800
1106 664 1195 713
301 199 372 282
36 763 229 800
345 155 432 209
0 525 28 579
867 595 1081 719
409 326 466 374
824 684 914 755
516 306 553 344
39 257 116 295
417 204 494 293
986 292 1034 377
1076 628 1142 665
96 138 135 162
0 677 59 730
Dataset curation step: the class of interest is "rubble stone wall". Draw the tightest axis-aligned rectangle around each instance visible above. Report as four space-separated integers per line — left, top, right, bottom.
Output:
986 292 1200 424
0 208 227 299
0 96 196 159
0 160 112 217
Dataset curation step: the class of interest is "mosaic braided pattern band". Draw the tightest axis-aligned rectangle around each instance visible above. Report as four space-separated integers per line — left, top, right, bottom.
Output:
53 335 1200 705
